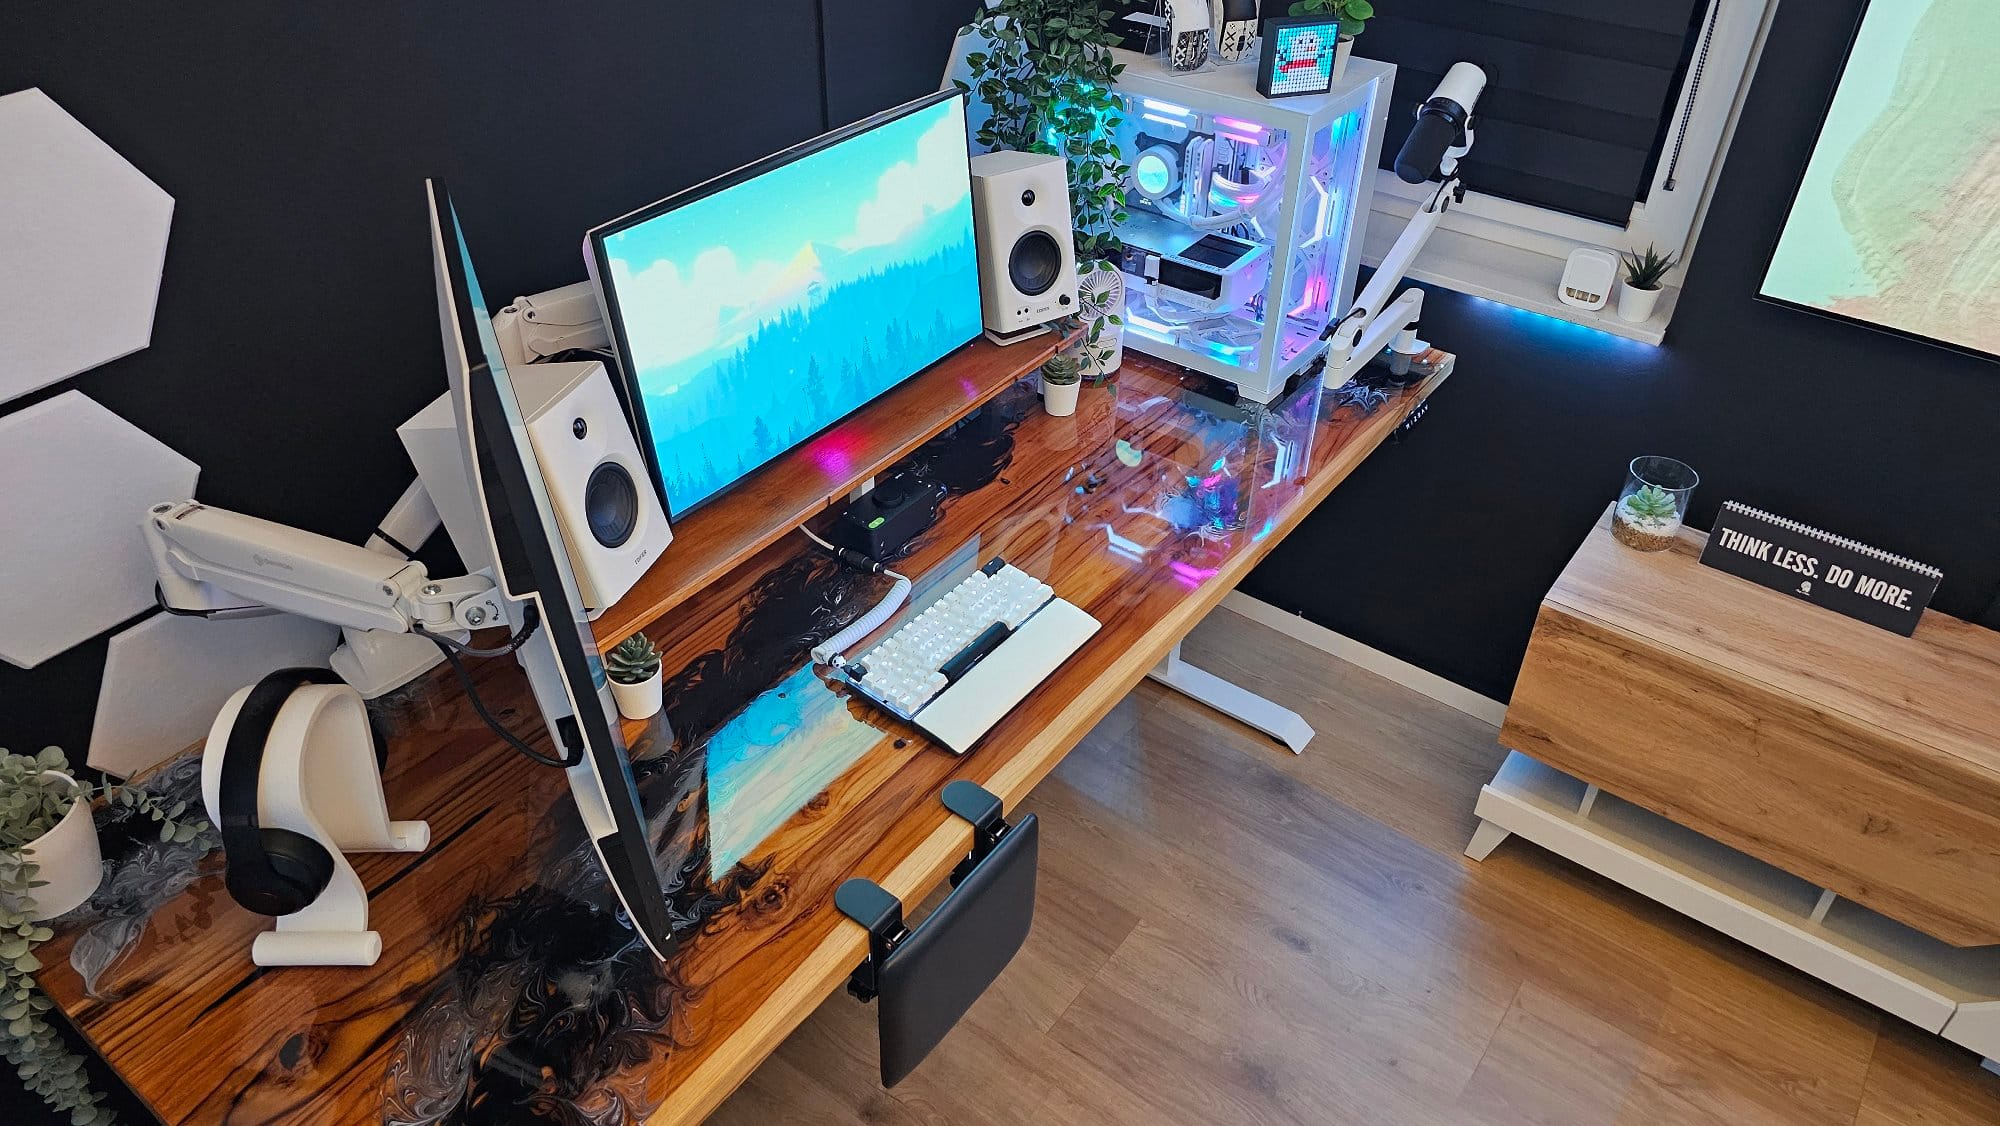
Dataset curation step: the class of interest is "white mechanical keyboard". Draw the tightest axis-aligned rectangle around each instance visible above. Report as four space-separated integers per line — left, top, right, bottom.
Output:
845 559 1100 753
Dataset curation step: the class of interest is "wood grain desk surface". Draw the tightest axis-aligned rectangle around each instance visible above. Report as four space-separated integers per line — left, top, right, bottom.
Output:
1502 508 2000 946
36 352 1448 1124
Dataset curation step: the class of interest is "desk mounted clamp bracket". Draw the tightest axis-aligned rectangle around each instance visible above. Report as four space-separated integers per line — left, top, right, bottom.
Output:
834 781 1039 1085
836 780 1020 1002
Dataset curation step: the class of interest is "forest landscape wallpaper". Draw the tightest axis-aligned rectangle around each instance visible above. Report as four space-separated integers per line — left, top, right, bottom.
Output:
599 96 984 512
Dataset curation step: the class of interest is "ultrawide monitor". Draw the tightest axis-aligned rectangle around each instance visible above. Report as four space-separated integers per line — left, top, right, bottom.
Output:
587 91 984 519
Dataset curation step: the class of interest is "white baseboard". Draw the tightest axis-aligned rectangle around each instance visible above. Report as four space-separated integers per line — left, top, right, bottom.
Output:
1217 592 1509 728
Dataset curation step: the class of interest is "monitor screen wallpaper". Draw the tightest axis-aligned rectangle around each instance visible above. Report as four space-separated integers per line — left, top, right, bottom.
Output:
596 95 984 514
1761 0 2000 359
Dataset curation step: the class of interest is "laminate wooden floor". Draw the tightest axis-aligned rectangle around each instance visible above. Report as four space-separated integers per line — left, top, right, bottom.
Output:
706 607 2000 1126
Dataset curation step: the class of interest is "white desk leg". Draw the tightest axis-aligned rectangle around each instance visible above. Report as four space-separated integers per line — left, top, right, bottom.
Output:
1465 820 1510 861
1147 643 1315 754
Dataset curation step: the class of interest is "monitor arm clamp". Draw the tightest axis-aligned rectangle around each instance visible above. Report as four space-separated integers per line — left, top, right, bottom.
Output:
1321 62 1485 388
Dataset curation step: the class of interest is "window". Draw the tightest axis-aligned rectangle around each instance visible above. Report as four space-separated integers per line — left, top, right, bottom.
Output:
1356 0 1778 341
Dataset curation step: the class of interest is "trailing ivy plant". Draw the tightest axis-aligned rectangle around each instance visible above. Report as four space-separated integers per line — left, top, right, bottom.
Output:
0 747 215 1125
957 0 1130 373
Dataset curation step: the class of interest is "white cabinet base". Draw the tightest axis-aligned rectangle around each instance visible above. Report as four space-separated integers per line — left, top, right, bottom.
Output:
1470 751 2000 1067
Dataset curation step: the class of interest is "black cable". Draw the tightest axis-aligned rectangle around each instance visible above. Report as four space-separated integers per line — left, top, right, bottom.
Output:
1663 0 1722 191
370 527 418 560
431 642 574 768
416 605 575 769
413 605 542 657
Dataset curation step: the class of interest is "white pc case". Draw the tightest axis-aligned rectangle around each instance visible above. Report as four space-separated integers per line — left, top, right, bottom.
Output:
1108 49 1393 403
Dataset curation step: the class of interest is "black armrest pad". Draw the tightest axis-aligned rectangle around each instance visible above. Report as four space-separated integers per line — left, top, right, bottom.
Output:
875 812 1039 1086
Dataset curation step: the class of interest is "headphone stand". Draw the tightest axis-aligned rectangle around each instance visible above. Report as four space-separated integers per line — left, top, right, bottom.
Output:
203 681 430 967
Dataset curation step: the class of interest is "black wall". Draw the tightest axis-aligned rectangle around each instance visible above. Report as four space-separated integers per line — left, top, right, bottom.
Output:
0 2 972 754
1245 0 2000 700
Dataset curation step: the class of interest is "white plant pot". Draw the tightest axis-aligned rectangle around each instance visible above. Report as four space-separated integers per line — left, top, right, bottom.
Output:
1042 379 1080 417
1617 282 1663 323
609 671 663 721
20 772 102 921
1332 36 1354 82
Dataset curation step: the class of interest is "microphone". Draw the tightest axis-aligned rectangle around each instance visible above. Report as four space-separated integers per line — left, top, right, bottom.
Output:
1394 62 1487 184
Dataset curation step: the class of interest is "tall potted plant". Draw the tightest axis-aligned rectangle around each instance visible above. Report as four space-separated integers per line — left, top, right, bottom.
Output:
959 0 1130 382
1288 0 1375 80
1 747 213 1124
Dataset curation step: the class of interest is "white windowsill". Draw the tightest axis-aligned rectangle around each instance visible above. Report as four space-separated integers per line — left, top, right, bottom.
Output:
1361 214 1677 347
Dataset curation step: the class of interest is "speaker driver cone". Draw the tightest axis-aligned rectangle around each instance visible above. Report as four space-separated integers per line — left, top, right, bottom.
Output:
1009 231 1064 297
584 462 639 548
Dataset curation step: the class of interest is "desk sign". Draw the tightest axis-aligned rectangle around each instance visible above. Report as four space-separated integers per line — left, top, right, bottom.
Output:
1699 501 1942 636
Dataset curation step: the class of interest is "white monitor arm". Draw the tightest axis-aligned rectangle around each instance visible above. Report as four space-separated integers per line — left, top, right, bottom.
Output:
1324 62 1486 387
144 489 508 690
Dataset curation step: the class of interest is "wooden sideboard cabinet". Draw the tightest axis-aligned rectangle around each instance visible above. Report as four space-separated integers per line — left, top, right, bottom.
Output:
1471 507 2000 1070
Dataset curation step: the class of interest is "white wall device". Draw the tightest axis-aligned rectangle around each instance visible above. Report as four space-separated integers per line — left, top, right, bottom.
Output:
1558 247 1619 311
968 151 1079 345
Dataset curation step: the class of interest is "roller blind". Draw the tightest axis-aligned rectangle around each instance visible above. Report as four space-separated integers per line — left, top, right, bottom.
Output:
1356 0 1711 225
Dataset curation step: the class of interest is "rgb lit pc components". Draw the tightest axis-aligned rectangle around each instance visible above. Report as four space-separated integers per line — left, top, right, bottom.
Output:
1131 144 1182 201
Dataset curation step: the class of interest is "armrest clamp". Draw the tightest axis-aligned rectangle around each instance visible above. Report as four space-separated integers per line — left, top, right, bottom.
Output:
942 779 1012 887
835 781 1014 1003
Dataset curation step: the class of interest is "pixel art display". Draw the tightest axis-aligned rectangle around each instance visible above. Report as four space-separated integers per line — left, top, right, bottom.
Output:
1258 19 1338 99
596 96 983 514
1762 0 2000 358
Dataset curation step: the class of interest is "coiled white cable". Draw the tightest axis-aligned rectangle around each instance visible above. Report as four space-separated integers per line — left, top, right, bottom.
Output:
800 525 909 666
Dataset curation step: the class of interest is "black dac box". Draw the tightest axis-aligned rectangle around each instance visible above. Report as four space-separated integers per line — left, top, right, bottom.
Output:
831 473 948 561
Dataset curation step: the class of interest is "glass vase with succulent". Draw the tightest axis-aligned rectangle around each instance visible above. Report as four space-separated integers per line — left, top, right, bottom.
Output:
1613 456 1699 552
1 747 215 1124
957 0 1130 380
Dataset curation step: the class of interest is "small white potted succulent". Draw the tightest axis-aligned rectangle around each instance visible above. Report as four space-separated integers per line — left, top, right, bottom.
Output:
606 633 664 721
1617 244 1677 323
1040 353 1082 418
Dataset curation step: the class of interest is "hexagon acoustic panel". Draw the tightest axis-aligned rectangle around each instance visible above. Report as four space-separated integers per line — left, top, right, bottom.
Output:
0 391 200 668
0 87 174 403
88 610 338 777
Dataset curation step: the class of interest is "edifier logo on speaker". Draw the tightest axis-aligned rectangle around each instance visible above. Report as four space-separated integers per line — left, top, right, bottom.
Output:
252 554 295 571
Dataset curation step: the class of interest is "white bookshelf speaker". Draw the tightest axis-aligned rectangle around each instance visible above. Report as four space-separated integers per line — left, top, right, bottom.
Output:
511 360 670 617
968 151 1078 345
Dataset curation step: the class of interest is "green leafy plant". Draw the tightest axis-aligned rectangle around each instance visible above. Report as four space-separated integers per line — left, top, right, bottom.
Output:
957 0 1129 374
1040 353 1082 386
1622 244 1679 291
1 747 214 1125
606 633 662 685
1289 0 1376 38
1621 484 1680 524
